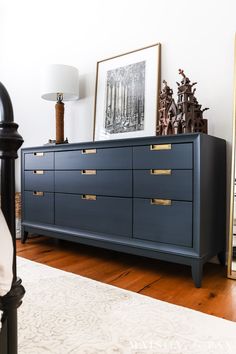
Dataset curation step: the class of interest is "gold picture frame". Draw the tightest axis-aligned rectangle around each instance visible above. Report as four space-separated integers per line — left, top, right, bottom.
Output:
227 34 236 279
93 43 161 141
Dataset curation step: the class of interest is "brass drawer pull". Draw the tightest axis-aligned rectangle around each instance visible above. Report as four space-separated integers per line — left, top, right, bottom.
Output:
150 144 172 151
81 170 97 175
33 152 44 157
33 170 44 175
150 169 171 175
33 191 44 196
82 194 97 201
151 199 172 206
81 149 97 154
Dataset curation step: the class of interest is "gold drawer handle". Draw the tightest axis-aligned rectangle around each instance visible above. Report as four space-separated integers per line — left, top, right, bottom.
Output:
33 152 44 157
81 149 97 154
150 169 171 175
33 191 44 196
151 199 172 206
33 170 44 175
82 194 97 201
150 144 172 151
81 170 97 175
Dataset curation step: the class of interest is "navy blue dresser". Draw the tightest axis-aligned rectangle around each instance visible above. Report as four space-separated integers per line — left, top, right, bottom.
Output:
21 133 226 287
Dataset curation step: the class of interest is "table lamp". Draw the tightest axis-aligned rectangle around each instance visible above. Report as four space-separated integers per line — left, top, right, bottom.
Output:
41 64 79 144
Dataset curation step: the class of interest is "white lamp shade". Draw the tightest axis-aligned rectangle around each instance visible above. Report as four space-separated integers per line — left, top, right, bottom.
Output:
41 64 79 101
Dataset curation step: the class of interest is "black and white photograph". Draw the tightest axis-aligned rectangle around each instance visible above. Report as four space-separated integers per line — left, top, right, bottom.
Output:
104 61 145 134
94 44 160 141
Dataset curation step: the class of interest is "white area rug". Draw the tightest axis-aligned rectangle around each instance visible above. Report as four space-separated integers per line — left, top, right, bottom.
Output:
17 256 236 354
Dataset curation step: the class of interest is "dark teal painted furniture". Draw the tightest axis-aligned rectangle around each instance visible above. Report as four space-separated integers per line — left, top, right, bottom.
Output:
21 133 226 287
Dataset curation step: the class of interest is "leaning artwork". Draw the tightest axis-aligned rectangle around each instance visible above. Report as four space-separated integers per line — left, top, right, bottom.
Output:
104 61 145 134
94 44 160 141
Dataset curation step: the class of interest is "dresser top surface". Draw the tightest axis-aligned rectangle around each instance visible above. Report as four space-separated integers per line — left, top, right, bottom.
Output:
21 133 225 153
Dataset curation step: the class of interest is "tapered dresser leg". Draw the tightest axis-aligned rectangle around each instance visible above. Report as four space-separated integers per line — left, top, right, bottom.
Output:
191 261 203 288
21 230 28 244
217 251 226 266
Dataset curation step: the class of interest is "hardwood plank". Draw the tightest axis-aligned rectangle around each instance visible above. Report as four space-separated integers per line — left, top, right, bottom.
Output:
17 236 236 321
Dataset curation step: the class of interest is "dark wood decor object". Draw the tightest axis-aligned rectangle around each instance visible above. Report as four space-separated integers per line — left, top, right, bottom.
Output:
0 82 24 354
55 101 65 144
158 80 177 135
21 133 226 287
159 70 209 135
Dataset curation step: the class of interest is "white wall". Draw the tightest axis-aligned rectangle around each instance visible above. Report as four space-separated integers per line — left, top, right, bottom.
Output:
0 0 235 192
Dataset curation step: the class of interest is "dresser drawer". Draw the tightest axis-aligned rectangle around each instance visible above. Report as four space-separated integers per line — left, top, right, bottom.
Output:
24 152 54 170
55 194 132 237
133 170 192 201
24 171 54 192
55 170 132 197
55 147 132 170
24 191 54 224
133 198 192 247
133 143 192 169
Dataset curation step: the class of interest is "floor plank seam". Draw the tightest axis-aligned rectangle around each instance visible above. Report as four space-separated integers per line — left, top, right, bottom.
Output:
137 278 162 293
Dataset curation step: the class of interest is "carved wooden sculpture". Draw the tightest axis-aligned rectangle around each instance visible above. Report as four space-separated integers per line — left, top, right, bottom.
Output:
177 69 208 134
159 70 208 135
158 80 177 135
0 82 25 354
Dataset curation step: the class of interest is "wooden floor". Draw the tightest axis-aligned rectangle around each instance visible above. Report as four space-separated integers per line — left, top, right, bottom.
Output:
17 236 236 322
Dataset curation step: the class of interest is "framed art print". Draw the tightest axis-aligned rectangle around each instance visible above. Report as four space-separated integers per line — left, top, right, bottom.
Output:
93 43 161 141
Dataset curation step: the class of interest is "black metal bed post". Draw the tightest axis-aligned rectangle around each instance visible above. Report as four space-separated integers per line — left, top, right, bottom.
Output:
0 82 24 354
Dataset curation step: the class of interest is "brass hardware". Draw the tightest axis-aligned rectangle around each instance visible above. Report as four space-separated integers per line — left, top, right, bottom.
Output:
81 170 97 175
81 149 97 154
33 170 44 175
150 169 171 175
33 152 44 156
150 199 172 206
33 191 44 196
82 194 97 201
150 144 172 151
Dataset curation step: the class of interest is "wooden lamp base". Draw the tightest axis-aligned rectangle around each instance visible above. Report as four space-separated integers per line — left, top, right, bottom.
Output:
55 101 68 144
